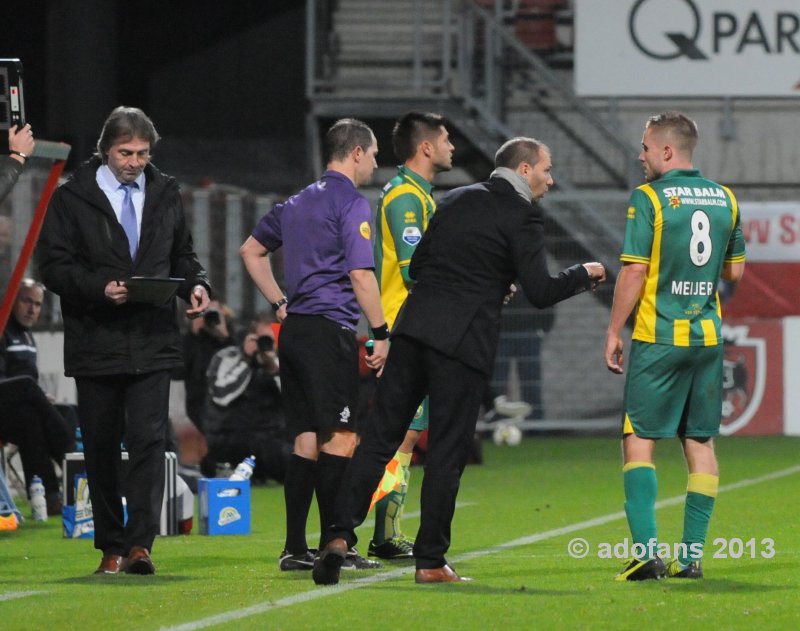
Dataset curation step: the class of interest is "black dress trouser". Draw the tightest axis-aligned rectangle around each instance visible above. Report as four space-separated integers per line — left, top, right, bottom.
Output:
330 335 486 569
0 376 74 496
75 370 170 556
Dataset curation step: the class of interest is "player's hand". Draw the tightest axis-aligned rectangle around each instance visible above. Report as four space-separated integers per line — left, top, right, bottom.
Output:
275 302 288 323
367 338 389 377
605 332 624 374
186 285 210 319
503 283 517 305
104 280 128 305
583 262 606 291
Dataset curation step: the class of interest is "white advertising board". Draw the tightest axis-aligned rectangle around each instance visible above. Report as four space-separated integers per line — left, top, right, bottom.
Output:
575 0 800 96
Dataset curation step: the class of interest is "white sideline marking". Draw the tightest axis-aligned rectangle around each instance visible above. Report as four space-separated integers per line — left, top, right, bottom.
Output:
161 465 800 631
0 590 46 602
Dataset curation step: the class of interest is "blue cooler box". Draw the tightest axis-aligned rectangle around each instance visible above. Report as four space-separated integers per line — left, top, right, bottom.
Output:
198 478 251 535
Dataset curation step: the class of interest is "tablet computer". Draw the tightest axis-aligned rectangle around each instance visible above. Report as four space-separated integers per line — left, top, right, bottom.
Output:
125 277 184 305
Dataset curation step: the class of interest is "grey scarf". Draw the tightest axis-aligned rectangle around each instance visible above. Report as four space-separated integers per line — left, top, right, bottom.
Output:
490 167 533 203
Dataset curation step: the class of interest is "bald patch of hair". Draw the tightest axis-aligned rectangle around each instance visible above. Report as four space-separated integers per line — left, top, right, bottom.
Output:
494 137 549 169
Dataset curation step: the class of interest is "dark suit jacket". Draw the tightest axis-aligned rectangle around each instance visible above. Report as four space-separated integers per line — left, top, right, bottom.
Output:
393 176 591 376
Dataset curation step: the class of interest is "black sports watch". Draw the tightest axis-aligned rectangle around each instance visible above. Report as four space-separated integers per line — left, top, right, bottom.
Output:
271 297 288 312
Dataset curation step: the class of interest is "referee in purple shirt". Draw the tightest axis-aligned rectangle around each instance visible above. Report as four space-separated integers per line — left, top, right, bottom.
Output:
241 118 389 572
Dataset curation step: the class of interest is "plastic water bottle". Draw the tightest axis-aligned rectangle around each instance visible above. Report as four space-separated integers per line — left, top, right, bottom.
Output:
229 455 256 481
29 475 47 521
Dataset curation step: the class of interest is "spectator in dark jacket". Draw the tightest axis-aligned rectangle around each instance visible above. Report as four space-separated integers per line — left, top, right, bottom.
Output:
37 106 211 576
0 124 35 203
179 300 235 433
201 313 291 483
1 124 35 295
0 279 74 514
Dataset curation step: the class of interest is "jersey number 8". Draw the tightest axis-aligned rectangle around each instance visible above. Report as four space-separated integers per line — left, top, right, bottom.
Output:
690 209 712 267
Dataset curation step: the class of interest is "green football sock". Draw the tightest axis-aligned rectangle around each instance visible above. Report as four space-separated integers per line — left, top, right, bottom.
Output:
623 462 658 556
372 451 411 543
680 473 718 565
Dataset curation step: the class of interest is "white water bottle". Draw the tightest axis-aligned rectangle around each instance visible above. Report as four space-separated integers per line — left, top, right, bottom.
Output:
229 455 256 481
29 475 47 521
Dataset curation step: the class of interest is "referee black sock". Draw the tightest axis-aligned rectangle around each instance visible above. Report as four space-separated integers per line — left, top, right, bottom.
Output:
283 454 316 554
315 452 351 550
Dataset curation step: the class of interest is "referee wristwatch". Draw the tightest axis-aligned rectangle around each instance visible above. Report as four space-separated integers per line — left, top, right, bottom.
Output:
271 297 288 312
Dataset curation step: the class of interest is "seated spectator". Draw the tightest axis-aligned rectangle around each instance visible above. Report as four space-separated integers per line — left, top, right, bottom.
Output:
0 279 74 515
200 313 291 483
178 300 235 433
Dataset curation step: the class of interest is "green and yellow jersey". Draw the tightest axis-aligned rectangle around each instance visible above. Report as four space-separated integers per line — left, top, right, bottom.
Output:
621 168 746 346
374 165 435 327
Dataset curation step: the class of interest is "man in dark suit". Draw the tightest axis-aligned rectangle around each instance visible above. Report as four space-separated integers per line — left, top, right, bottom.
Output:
314 137 606 585
38 107 210 575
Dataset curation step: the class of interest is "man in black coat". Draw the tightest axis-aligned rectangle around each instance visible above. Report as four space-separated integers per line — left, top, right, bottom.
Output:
37 107 210 575
314 137 606 585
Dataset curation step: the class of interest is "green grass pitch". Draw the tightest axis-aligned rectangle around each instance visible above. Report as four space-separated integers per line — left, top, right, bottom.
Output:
1 435 798 630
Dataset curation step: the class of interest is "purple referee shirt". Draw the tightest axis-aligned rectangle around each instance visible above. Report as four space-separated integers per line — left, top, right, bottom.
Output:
251 170 375 329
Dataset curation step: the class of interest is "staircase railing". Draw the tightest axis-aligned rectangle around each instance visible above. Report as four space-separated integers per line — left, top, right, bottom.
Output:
307 0 639 186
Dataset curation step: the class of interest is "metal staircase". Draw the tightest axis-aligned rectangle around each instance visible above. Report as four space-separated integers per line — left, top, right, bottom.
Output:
306 0 640 277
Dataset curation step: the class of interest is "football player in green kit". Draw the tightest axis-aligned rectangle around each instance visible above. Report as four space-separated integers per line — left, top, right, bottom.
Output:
369 112 453 559
605 112 746 581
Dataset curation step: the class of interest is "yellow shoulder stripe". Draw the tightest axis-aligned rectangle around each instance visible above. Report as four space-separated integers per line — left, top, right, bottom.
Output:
383 184 425 209
721 185 738 228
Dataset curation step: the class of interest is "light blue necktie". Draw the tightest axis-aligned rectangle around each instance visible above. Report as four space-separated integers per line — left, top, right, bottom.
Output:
120 183 139 259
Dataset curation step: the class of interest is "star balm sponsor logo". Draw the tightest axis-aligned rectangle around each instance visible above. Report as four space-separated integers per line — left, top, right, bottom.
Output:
359 221 371 240
669 195 681 208
720 325 766 436
402 226 422 245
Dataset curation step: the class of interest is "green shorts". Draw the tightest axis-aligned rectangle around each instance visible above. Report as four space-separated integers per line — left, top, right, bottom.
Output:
409 396 429 431
622 341 723 439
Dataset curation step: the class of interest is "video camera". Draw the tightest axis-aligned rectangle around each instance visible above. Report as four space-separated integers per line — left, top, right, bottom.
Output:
256 335 274 352
202 309 221 327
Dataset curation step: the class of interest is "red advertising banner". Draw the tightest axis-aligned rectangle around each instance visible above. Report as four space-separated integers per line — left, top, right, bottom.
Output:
720 318 784 436
725 202 800 319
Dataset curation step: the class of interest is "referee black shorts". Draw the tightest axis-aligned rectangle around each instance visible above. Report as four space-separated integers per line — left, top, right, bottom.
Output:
278 314 359 438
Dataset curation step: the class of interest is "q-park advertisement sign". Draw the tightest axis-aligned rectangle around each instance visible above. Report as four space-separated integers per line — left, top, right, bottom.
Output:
575 0 800 96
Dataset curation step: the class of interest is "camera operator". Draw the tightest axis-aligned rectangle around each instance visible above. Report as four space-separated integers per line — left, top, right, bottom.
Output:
200 312 291 483
179 300 234 432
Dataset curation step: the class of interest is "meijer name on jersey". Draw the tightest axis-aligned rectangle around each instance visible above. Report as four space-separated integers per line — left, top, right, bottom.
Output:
671 280 715 296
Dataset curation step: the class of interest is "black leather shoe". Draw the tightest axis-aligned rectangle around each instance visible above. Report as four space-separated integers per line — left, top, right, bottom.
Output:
312 538 348 585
